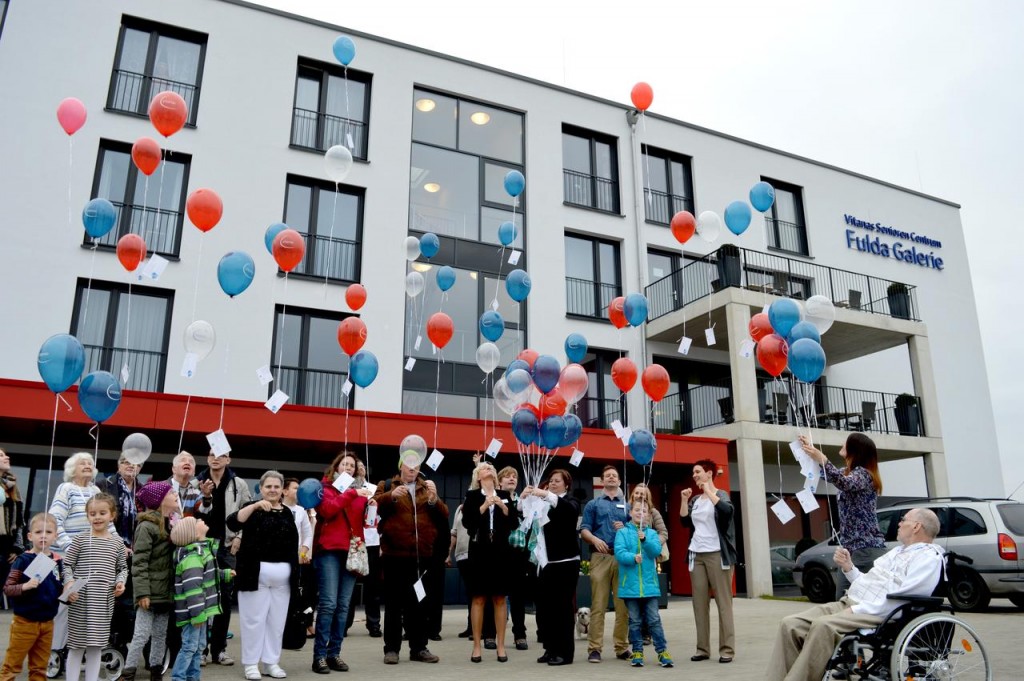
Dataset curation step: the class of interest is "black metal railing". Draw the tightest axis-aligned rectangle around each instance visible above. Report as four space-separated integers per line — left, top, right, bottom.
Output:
83 344 165 393
87 201 183 257
576 396 625 431
643 187 694 224
290 107 367 159
108 69 199 125
272 366 351 409
563 169 618 213
765 217 808 255
646 246 921 322
290 233 360 282
566 277 620 319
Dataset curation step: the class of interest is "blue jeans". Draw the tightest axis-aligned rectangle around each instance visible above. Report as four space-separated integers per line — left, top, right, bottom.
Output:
314 551 357 660
625 598 667 653
172 622 205 681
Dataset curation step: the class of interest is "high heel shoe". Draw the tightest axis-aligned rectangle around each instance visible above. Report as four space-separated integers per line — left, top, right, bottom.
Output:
471 655 482 663
497 653 508 663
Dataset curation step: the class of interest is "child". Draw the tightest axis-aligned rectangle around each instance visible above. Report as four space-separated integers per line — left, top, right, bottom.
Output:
170 517 231 681
1 513 62 681
123 481 180 681
63 493 128 681
614 503 673 668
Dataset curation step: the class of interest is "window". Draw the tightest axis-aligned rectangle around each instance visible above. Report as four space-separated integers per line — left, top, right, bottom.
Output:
88 140 189 257
270 307 352 409
284 176 364 283
413 90 523 165
948 508 987 538
70 280 172 393
562 126 619 213
291 60 371 160
763 178 808 255
578 349 626 429
642 148 693 223
107 17 207 126
0 1 8 40
565 234 621 318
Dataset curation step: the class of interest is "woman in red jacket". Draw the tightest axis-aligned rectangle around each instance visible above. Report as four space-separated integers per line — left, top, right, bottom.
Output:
311 452 373 674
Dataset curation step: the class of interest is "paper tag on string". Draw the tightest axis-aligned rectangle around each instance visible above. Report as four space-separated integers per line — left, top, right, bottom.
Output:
138 254 169 282
739 339 755 358
363 482 377 493
771 498 796 524
405 357 416 371
491 299 499 311
345 132 355 149
618 426 633 445
508 250 521 265
365 505 378 525
333 472 355 491
206 429 231 457
795 488 820 513
805 471 820 494
256 365 274 386
180 353 198 378
610 420 624 436
414 335 422 351
342 380 353 397
426 449 444 470
24 553 57 582
569 449 584 467
363 526 380 547
485 438 502 458
120 363 130 385
677 337 692 355
413 577 426 602
705 327 717 346
265 390 289 414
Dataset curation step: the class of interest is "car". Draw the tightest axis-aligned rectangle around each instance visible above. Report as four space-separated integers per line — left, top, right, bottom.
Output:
770 544 797 586
792 497 1024 610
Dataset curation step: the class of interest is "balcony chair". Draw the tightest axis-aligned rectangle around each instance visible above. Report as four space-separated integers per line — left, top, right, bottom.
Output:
847 401 876 431
772 271 790 297
836 289 862 310
768 392 789 425
717 396 735 424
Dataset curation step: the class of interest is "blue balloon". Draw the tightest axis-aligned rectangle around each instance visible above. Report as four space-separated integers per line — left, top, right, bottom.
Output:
419 232 440 259
788 338 826 383
436 265 456 292
562 413 583 447
264 223 287 255
479 310 505 342
217 251 255 298
628 429 657 466
332 36 356 66
506 368 533 395
504 170 525 198
750 181 776 213
505 269 531 302
349 350 379 388
724 201 752 235
497 221 517 247
540 415 566 449
82 198 117 239
786 321 821 346
511 408 539 446
564 333 588 364
297 478 324 509
78 371 122 423
533 355 560 395
623 293 649 327
768 298 802 338
37 334 85 393
503 360 530 382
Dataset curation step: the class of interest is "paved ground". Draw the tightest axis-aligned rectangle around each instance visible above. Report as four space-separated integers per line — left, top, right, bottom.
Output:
1 597 1018 680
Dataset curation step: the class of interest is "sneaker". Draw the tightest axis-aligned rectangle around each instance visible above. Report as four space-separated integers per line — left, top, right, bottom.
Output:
382 652 399 665
409 649 439 663
261 664 287 678
515 639 529 651
616 650 633 660
588 651 601 663
657 651 674 668
243 665 261 681
483 639 497 650
311 659 330 675
215 652 235 666
200 653 209 668
327 657 348 672
631 652 644 667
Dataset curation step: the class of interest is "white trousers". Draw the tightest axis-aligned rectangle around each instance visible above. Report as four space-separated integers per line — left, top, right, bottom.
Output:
238 562 291 666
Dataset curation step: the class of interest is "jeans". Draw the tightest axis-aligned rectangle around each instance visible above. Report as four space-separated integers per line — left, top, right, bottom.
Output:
314 551 357 660
171 622 205 681
625 598 667 654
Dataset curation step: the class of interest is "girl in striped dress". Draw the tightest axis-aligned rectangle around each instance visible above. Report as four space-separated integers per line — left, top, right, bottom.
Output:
63 493 128 681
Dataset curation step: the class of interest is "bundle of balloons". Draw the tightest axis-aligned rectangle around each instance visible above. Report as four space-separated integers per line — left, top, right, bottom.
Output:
37 333 122 424
750 295 835 383
607 292 649 329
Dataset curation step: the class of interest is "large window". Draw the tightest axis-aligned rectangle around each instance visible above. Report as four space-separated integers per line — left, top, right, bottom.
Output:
270 307 352 409
284 176 364 283
562 126 619 213
565 234 621 319
291 60 371 160
642 147 693 224
88 140 189 257
763 178 809 255
70 280 172 393
107 17 206 126
578 349 626 430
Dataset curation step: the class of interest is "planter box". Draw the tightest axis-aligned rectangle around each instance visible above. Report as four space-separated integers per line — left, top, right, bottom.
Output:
576 573 669 610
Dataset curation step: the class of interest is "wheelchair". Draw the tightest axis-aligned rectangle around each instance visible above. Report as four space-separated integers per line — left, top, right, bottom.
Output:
822 553 991 680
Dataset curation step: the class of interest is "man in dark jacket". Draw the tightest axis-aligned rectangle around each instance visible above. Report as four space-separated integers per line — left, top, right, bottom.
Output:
98 453 141 549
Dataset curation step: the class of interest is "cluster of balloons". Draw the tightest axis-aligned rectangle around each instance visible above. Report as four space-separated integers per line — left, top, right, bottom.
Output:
608 292 649 329
662 181 777 251
608 357 671 403
334 283 378 389
492 350 587 450
37 333 122 424
750 295 835 383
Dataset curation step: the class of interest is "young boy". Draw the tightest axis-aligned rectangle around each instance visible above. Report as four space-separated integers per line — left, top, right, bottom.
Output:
613 503 673 668
170 517 232 681
1 513 63 681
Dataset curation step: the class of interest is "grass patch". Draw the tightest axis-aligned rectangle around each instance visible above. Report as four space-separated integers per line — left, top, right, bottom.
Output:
760 594 810 603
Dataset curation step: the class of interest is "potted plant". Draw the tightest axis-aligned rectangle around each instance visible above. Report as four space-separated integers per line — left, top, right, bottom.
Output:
887 282 912 320
894 393 921 436
715 243 742 288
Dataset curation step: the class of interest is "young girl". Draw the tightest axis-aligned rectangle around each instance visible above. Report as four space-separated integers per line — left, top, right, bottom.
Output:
63 493 128 681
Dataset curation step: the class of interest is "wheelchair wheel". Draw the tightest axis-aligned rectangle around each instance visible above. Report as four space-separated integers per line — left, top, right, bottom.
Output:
97 647 125 681
47 650 65 679
890 612 991 680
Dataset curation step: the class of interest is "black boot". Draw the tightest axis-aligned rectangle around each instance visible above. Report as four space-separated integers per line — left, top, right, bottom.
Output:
121 668 137 681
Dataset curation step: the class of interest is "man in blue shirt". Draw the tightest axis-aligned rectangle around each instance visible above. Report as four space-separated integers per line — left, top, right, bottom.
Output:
580 465 629 663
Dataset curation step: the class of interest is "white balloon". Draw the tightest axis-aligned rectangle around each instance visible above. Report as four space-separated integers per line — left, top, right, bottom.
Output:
324 145 353 183
805 295 836 334
696 210 722 243
121 432 152 465
403 236 421 262
183 320 216 361
492 377 524 416
399 434 427 467
475 342 500 374
405 271 424 297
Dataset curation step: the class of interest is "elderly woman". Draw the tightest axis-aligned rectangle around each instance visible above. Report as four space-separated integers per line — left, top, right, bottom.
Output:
50 452 111 551
0 448 26 588
227 471 299 681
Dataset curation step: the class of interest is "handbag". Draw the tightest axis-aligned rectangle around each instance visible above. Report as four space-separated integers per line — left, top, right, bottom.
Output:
657 541 670 563
346 536 369 576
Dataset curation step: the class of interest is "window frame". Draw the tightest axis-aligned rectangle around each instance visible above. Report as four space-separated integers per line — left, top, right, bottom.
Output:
0 0 9 41
762 176 809 256
290 58 372 160
578 348 627 429
565 233 622 320
642 146 694 224
269 305 355 409
561 125 620 214
282 175 365 284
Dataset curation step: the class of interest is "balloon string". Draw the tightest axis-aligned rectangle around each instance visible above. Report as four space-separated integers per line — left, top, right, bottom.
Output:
275 274 290 384
324 184 340 292
67 137 74 232
190 234 204 324
124 273 133 386
44 395 60 514
432 347 442 452
156 158 166 242
218 340 230 431
80 242 99 338
362 409 370 477
178 394 192 454
343 67 352 148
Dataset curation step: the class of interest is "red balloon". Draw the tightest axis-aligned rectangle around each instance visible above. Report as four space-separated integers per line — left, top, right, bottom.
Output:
131 137 161 176
427 312 454 349
631 82 654 111
539 389 568 418
757 334 789 377
272 229 306 272
670 211 696 245
749 313 773 343
116 234 147 272
186 188 223 232
337 317 367 356
56 97 87 136
608 296 627 329
641 364 670 402
517 348 539 370
345 284 367 311
611 357 637 393
148 91 188 138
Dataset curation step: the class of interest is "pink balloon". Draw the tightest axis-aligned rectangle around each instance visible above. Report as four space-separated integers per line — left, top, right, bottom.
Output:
557 363 590 404
57 98 87 136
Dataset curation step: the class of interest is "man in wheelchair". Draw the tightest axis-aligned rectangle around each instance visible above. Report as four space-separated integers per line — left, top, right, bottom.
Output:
768 508 944 681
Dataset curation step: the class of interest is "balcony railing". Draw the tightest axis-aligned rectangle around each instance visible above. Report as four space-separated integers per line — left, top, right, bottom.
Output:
566 277 620 319
643 187 694 224
289 233 360 282
290 107 367 159
646 246 920 322
765 217 808 255
563 169 618 213
273 365 351 409
108 69 199 125
576 396 625 431
87 201 183 257
83 344 165 393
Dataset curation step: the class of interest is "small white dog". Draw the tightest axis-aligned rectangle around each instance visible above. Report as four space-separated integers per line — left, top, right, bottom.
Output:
575 607 591 639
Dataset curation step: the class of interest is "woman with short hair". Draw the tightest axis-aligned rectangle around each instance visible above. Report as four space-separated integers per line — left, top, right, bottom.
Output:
50 452 108 551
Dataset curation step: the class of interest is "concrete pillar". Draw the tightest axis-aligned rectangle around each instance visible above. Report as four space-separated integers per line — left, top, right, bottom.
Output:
726 303 759 423
923 451 950 497
735 437 773 597
907 335 942 438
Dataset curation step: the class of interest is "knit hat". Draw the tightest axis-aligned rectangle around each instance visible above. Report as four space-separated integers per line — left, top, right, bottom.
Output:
136 481 173 511
170 517 199 546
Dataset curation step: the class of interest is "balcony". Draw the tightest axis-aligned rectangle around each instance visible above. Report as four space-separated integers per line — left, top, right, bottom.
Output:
108 69 199 125
563 169 618 213
87 201 183 257
566 277 620 319
765 217 808 255
290 107 367 159
287 233 360 283
577 396 626 430
84 345 165 393
643 187 694 225
273 365 351 409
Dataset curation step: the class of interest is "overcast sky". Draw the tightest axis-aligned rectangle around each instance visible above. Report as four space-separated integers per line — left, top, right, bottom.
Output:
256 0 1024 497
